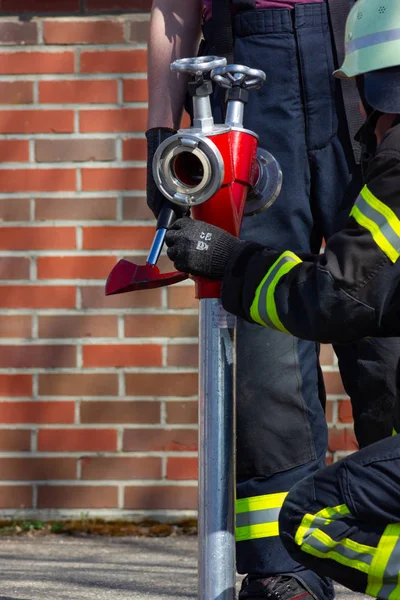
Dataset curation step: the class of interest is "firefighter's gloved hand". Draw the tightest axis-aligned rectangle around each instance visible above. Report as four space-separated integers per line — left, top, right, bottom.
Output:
165 217 241 279
146 127 177 218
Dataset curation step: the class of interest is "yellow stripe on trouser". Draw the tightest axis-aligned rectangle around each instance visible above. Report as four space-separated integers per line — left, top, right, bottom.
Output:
300 542 372 575
295 504 376 574
295 504 351 546
236 522 280 542
250 251 302 333
366 524 400 599
350 185 400 263
236 492 288 542
295 505 400 596
301 528 376 575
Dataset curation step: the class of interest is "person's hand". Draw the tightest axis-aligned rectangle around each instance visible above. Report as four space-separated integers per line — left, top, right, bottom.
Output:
145 127 177 218
165 217 241 279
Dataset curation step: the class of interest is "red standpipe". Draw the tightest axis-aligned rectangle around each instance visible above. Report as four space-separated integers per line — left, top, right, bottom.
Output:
191 128 259 299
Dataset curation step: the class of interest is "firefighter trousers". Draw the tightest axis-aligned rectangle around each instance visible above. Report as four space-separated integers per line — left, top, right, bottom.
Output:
279 435 400 600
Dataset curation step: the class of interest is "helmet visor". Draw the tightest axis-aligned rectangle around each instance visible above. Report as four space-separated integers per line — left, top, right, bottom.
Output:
364 66 400 113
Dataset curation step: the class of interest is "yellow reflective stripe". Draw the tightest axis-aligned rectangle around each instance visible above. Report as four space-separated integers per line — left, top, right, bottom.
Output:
367 524 400 598
236 521 279 542
250 251 302 332
350 205 399 263
312 528 376 558
300 529 376 575
295 513 318 546
294 504 351 546
236 492 288 514
314 504 351 520
393 428 398 436
266 254 301 333
336 535 377 557
301 542 371 575
295 503 380 582
362 185 400 239
236 493 288 542
350 184 400 263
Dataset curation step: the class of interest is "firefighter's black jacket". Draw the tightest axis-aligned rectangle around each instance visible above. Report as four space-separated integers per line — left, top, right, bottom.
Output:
221 123 400 343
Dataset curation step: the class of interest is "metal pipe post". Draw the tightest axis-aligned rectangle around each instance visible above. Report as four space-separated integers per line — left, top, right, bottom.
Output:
198 297 236 600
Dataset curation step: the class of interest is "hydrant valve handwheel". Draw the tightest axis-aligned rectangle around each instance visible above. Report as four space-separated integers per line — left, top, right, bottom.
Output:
170 55 227 77
211 64 266 90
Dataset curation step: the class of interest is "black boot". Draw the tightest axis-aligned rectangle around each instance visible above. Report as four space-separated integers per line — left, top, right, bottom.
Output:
239 575 319 600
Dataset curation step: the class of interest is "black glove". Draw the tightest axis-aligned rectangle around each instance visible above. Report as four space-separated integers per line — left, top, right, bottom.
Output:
146 127 177 218
165 217 241 280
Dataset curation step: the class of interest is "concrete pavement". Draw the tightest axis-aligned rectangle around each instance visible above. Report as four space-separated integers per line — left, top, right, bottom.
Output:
0 536 369 600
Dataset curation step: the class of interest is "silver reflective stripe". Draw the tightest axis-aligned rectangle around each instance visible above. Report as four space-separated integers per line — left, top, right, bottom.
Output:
346 28 400 53
236 507 280 529
299 516 335 544
306 535 374 567
257 253 299 328
355 194 400 253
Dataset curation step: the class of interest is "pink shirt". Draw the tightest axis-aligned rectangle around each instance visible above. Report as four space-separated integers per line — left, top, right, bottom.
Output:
203 0 324 21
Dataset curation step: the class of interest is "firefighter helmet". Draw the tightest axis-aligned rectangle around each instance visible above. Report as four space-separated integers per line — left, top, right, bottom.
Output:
334 0 400 113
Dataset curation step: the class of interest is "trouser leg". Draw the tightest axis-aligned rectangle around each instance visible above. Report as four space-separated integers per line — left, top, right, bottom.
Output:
280 436 400 598
235 326 332 600
230 6 346 597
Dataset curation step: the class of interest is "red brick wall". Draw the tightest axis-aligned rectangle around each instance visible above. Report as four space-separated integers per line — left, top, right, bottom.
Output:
0 4 353 520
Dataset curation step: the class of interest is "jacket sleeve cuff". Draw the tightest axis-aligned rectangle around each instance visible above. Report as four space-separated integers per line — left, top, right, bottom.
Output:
221 241 264 320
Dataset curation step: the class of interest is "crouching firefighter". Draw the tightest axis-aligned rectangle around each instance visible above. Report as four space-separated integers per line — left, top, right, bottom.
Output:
165 0 400 345
268 6 400 597
278 429 400 600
